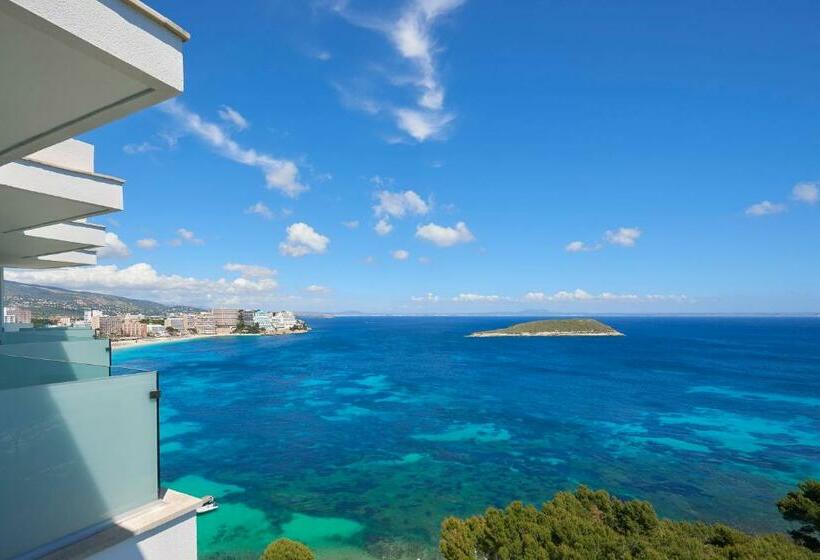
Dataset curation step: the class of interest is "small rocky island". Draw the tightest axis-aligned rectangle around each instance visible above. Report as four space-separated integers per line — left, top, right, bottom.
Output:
468 318 624 337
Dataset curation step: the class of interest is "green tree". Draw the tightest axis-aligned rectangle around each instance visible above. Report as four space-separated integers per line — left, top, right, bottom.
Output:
259 539 314 560
779 480 820 552
439 486 817 560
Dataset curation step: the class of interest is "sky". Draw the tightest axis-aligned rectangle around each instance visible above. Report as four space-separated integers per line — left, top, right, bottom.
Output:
9 0 820 313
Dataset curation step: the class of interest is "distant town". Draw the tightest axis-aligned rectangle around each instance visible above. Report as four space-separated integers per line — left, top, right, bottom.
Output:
2 304 309 346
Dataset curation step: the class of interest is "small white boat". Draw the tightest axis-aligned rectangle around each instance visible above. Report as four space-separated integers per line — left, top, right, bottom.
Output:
197 496 218 515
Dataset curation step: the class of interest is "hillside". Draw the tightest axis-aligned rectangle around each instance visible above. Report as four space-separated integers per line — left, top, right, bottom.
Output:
3 281 203 318
469 319 624 337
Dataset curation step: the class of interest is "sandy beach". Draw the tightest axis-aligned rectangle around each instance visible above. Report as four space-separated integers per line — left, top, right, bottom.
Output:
111 330 309 351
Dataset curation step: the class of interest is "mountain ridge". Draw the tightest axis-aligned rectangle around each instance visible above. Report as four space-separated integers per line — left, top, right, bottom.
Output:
4 281 203 318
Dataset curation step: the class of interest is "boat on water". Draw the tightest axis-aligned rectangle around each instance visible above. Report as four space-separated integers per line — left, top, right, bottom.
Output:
197 496 218 515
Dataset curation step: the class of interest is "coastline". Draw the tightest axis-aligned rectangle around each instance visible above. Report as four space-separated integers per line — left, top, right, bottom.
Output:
111 330 309 351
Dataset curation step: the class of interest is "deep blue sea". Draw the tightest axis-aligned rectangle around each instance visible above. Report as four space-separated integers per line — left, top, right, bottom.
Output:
113 317 820 559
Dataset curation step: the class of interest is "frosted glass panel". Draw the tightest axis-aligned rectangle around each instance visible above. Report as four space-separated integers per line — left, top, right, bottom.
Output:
0 372 159 559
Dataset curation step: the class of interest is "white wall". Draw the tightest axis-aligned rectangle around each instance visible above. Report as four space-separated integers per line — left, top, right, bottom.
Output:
87 513 197 560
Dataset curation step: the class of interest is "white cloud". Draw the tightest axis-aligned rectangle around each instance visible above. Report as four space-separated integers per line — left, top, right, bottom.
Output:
792 182 818 205
171 228 203 246
331 0 463 142
218 105 249 130
452 293 501 302
223 263 276 278
96 232 130 259
394 108 454 142
279 222 330 257
524 289 689 303
411 292 439 302
123 141 159 155
305 284 330 294
245 201 275 220
160 100 306 197
604 227 642 247
416 221 474 247
565 240 600 253
745 200 786 217
342 220 360 229
373 190 431 218
392 249 410 260
5 263 279 307
374 218 394 236
136 238 158 250
418 256 431 264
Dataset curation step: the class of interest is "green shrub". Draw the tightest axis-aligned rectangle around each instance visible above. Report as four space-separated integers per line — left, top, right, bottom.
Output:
259 539 314 560
779 479 820 552
440 486 818 559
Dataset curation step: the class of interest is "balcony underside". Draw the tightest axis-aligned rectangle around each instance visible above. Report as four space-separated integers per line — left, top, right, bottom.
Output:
0 0 187 167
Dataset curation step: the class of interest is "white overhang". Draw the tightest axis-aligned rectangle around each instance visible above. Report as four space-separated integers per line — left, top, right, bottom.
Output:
0 0 188 166
0 157 124 234
13 249 99 269
0 140 119 269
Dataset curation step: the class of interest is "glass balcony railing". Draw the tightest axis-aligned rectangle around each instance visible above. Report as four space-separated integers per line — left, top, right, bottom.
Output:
0 365 160 559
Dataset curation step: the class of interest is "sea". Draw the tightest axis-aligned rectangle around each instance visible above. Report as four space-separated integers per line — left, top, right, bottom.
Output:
113 316 820 559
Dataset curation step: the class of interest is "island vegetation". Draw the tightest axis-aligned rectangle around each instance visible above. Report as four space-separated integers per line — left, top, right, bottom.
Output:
469 318 623 337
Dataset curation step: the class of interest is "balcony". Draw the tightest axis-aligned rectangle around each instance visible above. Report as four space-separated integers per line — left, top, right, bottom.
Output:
0 356 199 559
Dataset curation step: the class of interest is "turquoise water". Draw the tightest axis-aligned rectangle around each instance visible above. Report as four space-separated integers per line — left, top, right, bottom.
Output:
114 317 820 559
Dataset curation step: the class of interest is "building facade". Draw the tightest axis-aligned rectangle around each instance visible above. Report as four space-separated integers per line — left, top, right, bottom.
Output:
0 2 198 559
3 306 32 324
212 308 240 329
194 312 217 335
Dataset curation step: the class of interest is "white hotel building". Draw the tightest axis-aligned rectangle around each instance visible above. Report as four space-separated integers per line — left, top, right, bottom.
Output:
0 1 202 559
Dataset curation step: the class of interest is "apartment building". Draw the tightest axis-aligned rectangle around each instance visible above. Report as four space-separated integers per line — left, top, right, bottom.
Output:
96 315 123 338
194 312 217 335
273 310 298 330
0 2 198 559
2 306 31 324
212 308 240 328
122 319 148 338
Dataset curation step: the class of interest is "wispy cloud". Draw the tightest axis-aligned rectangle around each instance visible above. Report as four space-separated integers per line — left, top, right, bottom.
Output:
223 263 276 278
374 218 394 236
123 141 160 155
160 100 307 197
792 181 818 205
565 240 600 253
330 0 463 141
746 200 786 217
566 227 641 252
452 293 503 302
523 289 689 303
136 238 158 250
217 105 249 130
604 227 642 247
374 189 431 218
416 221 474 247
245 201 275 220
392 249 410 260
279 222 330 257
170 228 204 246
342 220 360 229
305 284 330 293
411 292 439 302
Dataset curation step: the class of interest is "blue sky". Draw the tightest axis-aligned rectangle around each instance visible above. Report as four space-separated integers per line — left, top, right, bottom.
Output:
11 0 820 313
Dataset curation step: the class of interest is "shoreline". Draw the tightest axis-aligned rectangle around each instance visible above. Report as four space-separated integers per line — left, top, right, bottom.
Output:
111 330 309 351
